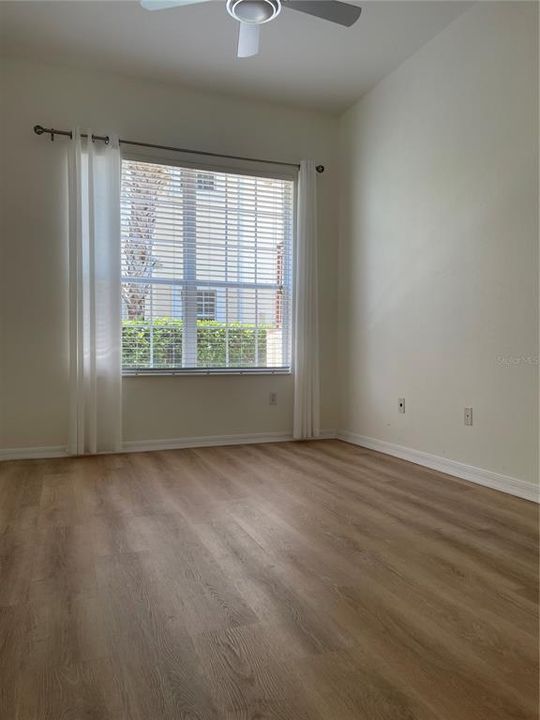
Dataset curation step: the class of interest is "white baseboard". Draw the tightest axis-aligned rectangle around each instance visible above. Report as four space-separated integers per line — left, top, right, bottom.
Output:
1 431 535 504
0 430 337 463
123 431 292 453
337 430 539 503
123 429 336 453
0 445 68 461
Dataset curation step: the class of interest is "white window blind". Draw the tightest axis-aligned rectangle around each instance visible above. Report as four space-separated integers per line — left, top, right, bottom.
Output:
121 159 294 372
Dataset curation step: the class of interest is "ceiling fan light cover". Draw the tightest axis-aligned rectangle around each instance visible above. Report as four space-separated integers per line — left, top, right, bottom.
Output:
227 0 281 25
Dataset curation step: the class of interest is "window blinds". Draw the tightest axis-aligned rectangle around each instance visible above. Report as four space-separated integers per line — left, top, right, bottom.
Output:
121 159 294 372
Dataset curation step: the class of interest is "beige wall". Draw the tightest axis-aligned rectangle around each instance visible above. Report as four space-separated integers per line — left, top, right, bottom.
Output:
338 2 539 484
2 2 538 487
0 58 339 449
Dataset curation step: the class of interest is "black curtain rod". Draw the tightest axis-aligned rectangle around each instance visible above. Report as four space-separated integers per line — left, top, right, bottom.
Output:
33 125 325 174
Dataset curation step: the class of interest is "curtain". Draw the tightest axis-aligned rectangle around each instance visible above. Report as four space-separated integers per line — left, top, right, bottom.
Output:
68 129 122 455
293 160 320 440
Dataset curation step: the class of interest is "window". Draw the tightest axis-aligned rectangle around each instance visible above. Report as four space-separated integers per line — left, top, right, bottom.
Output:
196 290 216 320
196 172 216 193
121 159 294 373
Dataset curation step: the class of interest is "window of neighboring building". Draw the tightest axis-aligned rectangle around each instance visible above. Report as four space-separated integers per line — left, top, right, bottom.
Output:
196 289 216 320
196 171 216 193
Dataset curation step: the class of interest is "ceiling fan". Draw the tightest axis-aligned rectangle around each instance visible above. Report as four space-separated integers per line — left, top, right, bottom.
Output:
140 0 362 58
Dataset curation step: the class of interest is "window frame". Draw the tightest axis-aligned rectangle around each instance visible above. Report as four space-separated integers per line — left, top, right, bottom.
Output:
120 151 297 377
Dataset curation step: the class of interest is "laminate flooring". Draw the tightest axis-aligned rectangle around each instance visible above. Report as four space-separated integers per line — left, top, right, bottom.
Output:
0 440 538 719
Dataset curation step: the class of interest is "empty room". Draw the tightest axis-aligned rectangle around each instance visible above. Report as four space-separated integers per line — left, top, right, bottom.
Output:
0 0 538 718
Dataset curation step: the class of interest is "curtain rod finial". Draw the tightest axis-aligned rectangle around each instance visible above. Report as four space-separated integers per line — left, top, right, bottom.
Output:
34 125 45 135
316 165 325 174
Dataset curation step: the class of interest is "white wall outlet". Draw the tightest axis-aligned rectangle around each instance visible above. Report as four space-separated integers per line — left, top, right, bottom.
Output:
464 407 473 426
398 398 406 414
269 392 278 406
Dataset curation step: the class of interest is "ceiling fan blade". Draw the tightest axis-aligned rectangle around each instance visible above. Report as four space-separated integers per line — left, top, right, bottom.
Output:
237 23 260 58
283 1 361 27
140 0 212 10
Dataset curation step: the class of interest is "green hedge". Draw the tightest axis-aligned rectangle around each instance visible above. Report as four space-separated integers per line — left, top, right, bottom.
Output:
122 318 269 369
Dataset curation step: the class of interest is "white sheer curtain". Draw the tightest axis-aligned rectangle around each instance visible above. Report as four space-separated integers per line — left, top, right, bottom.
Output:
68 129 122 455
293 160 320 440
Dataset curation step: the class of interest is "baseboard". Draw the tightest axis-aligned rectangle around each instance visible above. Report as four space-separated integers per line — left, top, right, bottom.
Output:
0 445 68 461
337 430 539 503
122 431 292 453
2 432 534 503
123 429 336 453
0 430 337 463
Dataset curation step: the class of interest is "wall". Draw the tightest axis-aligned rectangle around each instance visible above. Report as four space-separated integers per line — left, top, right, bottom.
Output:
339 1 539 485
0 58 339 450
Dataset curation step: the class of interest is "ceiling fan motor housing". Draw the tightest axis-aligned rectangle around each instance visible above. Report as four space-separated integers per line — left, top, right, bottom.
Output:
226 0 281 25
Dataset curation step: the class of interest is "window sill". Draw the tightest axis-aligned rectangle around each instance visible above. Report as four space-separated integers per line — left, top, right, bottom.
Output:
123 368 292 377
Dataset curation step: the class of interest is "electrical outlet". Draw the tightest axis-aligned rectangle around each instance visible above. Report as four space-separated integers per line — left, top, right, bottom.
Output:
464 407 473 426
269 392 278 406
398 398 406 414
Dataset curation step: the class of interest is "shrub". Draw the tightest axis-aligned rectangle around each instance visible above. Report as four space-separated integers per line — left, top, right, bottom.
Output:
122 319 268 369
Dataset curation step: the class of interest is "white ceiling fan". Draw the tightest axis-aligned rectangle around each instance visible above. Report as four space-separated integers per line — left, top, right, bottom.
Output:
140 0 362 58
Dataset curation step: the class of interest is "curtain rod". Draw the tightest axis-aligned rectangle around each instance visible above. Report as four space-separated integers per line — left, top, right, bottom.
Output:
33 125 325 174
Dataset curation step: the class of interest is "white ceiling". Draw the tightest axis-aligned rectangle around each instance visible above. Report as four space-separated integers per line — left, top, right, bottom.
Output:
0 1 472 112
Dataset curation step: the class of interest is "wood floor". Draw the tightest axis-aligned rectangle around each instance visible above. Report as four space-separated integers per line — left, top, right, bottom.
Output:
0 440 538 719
